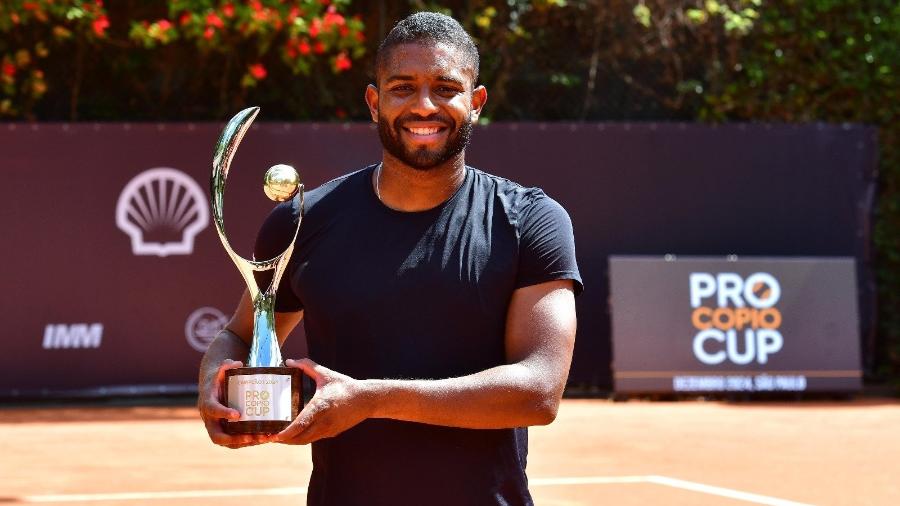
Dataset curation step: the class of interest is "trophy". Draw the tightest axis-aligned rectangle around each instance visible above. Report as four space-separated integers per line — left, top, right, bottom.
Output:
211 106 304 434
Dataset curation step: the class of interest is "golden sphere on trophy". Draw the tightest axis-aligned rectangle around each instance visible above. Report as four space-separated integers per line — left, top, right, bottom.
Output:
263 164 300 202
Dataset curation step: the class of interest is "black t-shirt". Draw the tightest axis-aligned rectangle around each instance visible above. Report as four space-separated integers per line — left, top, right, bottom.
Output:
255 164 582 506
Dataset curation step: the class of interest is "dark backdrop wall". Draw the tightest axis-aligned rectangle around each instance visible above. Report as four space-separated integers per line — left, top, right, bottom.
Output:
0 122 877 397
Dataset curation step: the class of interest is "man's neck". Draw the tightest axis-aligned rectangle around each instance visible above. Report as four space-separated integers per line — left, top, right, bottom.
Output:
375 152 467 212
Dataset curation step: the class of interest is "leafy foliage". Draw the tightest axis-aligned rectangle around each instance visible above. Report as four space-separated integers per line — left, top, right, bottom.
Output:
700 0 898 384
0 0 365 119
0 0 109 117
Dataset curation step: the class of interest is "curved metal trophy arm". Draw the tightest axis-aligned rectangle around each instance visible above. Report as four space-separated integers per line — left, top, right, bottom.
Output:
211 107 304 367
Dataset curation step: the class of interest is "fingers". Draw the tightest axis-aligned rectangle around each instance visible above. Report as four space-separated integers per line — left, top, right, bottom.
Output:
277 359 358 445
277 358 325 444
202 360 244 421
274 419 309 445
275 401 328 445
285 358 326 386
199 359 247 449
215 359 244 391
204 418 275 449
204 401 241 421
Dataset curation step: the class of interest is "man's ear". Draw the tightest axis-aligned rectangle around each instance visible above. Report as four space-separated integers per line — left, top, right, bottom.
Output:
470 85 487 124
365 84 379 123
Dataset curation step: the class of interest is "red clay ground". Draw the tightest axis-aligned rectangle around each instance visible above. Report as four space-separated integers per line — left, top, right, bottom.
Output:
1 398 898 505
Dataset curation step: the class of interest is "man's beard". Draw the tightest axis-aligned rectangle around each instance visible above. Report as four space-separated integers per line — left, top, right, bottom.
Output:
378 112 473 171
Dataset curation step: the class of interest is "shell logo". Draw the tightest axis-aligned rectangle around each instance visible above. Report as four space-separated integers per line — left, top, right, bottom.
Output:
116 168 209 256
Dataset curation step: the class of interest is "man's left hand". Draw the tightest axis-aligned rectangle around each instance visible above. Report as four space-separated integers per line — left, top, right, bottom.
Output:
275 358 374 445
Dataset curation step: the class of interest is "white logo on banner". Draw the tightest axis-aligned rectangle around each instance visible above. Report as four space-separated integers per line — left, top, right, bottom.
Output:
116 167 209 257
689 272 784 366
185 307 228 352
43 323 104 349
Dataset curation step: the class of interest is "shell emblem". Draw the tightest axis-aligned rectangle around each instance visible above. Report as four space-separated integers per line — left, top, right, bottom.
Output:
116 167 210 257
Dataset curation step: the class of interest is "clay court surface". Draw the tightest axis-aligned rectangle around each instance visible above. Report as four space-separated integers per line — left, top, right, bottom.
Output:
1 398 898 505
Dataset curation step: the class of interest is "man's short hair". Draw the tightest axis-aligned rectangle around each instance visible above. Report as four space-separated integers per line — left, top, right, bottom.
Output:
375 12 480 84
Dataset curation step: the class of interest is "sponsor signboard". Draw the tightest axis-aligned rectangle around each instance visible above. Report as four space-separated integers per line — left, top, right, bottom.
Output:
609 256 863 393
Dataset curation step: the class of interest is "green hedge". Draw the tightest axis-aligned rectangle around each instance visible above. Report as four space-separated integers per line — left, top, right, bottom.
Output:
700 0 899 386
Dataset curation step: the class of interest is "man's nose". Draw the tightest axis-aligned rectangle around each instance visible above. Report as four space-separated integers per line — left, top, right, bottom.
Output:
410 89 439 116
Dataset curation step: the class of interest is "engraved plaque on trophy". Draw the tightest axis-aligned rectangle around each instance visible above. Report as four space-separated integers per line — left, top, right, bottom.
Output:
211 106 304 435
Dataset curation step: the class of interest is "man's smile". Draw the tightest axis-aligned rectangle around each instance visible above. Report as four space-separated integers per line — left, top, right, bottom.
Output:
401 122 449 142
407 126 442 135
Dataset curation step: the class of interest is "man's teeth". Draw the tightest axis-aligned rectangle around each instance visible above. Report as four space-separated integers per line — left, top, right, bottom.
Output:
408 127 441 135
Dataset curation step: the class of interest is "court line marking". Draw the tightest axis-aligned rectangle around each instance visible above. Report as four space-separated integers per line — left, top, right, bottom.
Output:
17 487 308 503
645 476 815 506
16 475 814 505
530 476 813 505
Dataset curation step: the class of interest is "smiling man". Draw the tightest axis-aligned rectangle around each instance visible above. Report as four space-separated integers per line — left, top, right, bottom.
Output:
198 12 582 506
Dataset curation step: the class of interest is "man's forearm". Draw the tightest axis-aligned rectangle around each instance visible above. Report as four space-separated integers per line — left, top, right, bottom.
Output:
362 362 562 429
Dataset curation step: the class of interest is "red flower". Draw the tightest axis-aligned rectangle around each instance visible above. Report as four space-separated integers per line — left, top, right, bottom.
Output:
250 1 263 12
332 13 345 25
298 40 311 55
355 31 365 42
249 63 267 80
179 12 192 26
223 3 235 18
92 15 109 37
203 27 215 39
309 18 321 38
324 11 345 28
2 61 16 78
206 12 224 29
339 25 349 37
22 2 39 11
157 19 172 31
334 52 351 72
313 41 325 54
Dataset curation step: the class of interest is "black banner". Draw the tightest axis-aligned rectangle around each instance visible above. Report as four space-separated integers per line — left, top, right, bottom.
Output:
0 122 877 397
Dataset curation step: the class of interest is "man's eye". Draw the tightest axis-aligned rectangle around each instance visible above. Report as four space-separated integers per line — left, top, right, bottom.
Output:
391 85 414 93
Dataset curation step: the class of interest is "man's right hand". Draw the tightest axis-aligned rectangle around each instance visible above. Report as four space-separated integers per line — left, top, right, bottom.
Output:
198 359 274 449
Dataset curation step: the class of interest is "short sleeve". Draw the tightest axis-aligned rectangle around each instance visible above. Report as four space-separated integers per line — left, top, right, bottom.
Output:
253 201 303 312
516 193 584 296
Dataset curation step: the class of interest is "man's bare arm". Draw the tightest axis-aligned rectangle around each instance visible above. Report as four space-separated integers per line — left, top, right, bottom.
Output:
197 289 303 448
276 279 576 444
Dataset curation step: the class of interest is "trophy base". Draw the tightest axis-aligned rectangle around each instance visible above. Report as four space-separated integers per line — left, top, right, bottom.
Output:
223 366 303 435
